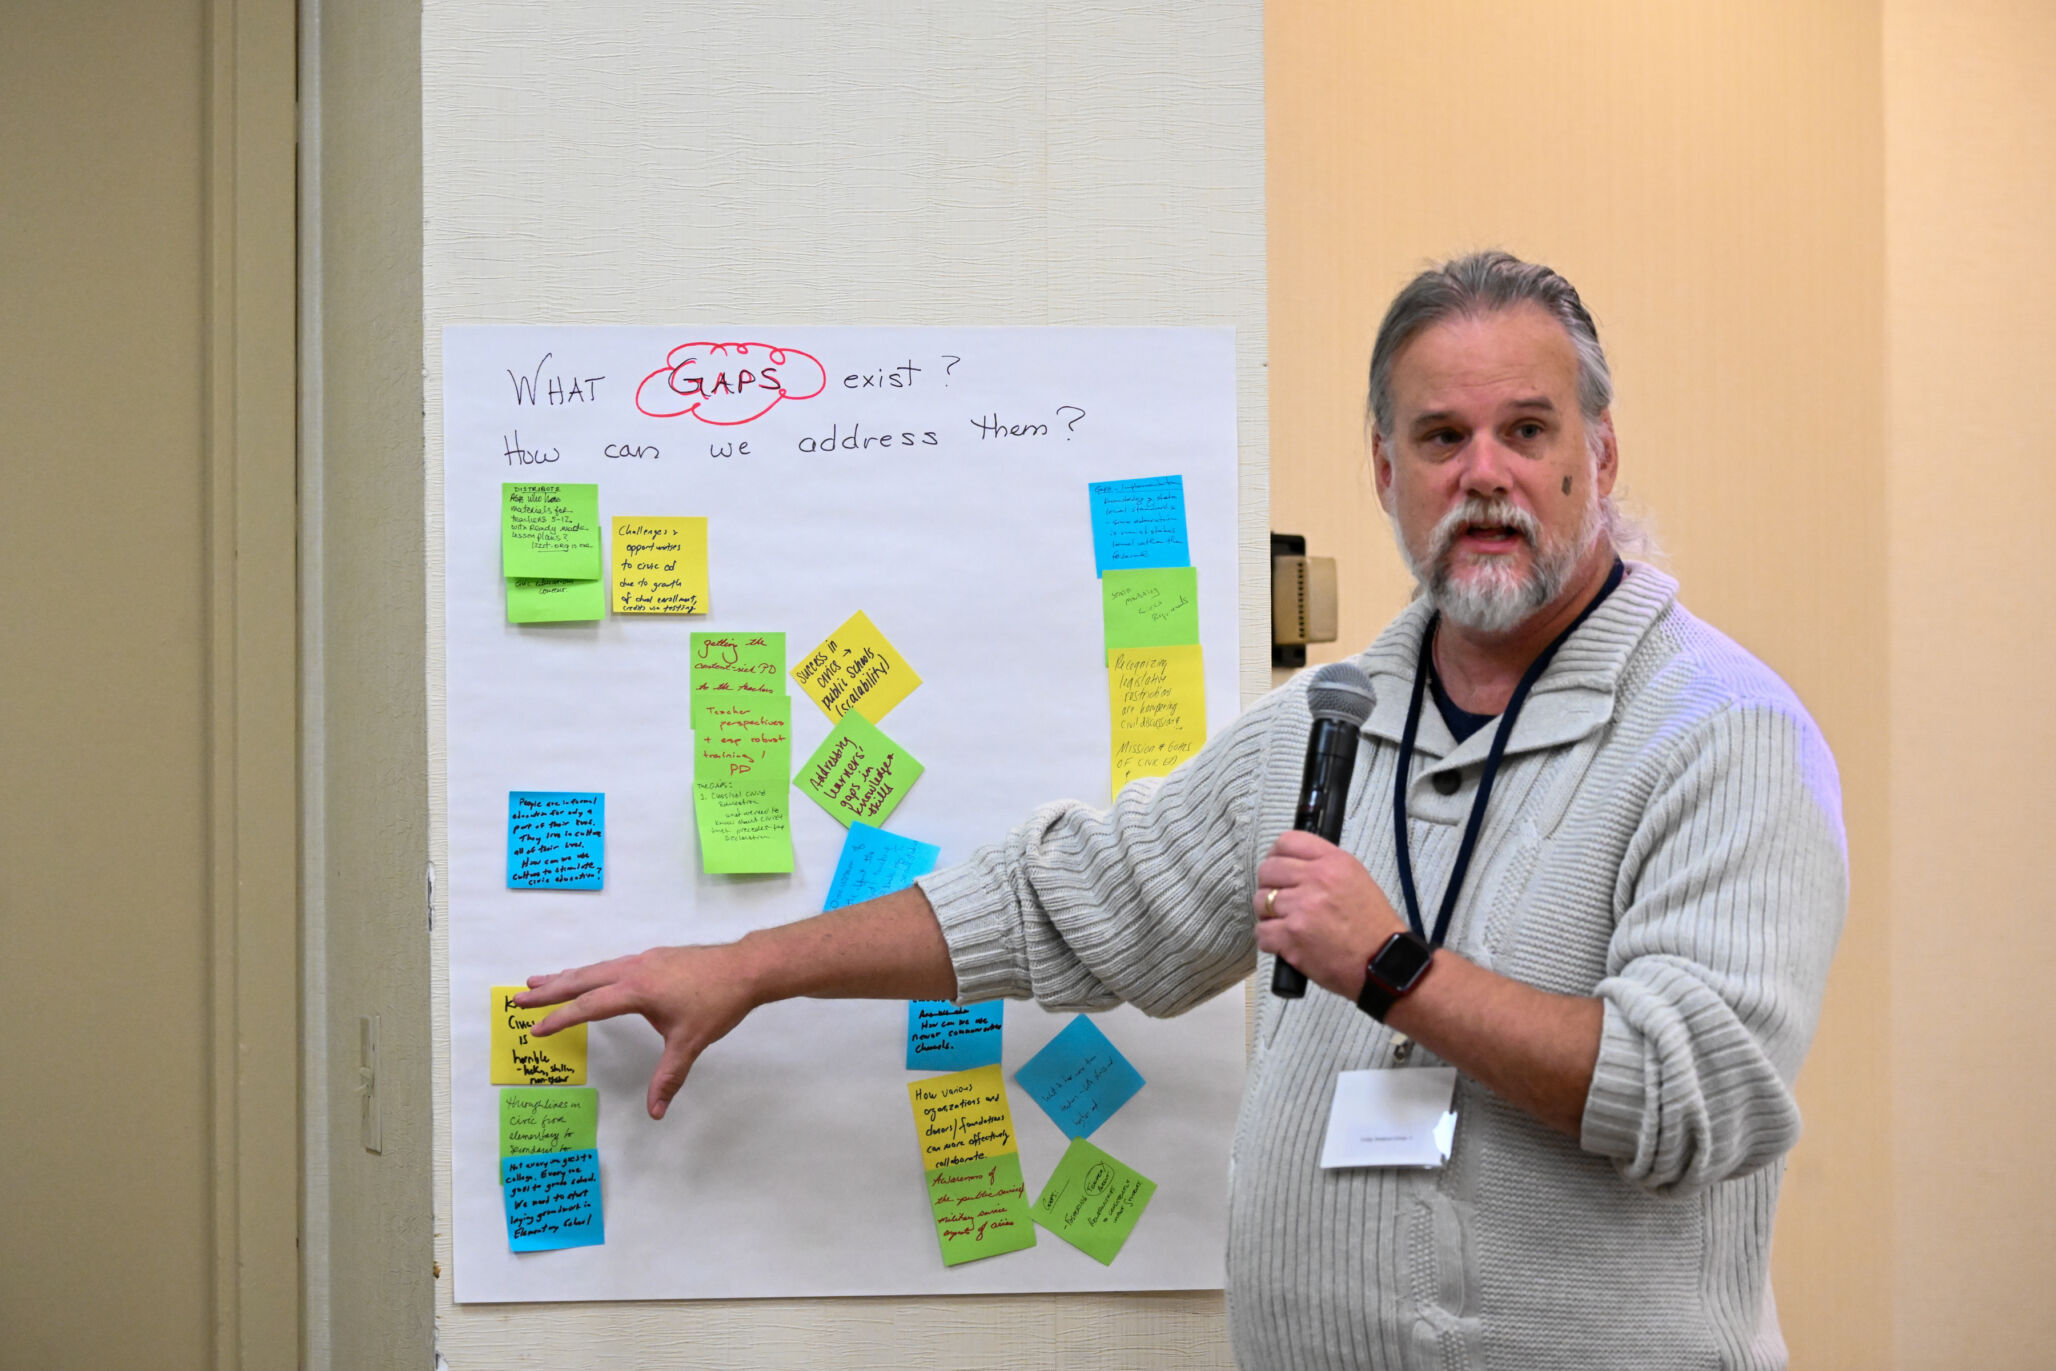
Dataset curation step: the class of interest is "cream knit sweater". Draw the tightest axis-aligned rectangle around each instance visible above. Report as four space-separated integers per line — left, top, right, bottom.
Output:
919 564 1847 1369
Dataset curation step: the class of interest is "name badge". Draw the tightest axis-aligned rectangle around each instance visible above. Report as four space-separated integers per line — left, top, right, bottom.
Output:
1319 1067 1458 1169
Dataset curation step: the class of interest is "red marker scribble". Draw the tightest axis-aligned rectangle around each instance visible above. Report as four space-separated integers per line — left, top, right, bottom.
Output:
635 342 827 425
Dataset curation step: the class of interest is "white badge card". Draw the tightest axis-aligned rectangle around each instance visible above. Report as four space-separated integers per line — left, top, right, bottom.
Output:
1320 1067 1459 1169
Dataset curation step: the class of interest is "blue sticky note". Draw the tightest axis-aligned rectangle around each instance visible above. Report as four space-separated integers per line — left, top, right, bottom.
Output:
1087 475 1190 577
1014 1015 1146 1139
822 821 941 912
501 1148 604 1251
507 791 605 890
905 999 1004 1071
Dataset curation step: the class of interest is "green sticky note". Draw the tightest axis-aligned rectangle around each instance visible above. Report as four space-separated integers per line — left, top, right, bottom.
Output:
695 695 791 787
507 575 606 623
503 482 602 580
926 1150 1037 1267
694 696 793 873
694 776 792 874
795 709 924 828
1030 1136 1157 1265
499 1087 599 1180
1101 566 1200 656
690 632 787 727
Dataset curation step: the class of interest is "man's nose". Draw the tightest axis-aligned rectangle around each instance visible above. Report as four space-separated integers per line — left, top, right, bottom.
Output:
1456 434 1514 496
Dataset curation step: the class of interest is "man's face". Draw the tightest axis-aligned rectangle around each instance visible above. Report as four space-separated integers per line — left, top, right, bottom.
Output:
1372 303 1617 633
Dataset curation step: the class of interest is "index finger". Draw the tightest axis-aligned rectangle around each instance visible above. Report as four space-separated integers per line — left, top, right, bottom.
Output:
532 983 638 1038
514 955 635 1008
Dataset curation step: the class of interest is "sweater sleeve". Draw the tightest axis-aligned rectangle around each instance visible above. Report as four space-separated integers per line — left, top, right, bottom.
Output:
1579 701 1848 1195
913 688 1286 1018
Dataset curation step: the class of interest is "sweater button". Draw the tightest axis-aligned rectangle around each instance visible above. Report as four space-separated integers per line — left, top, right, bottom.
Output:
1431 770 1462 796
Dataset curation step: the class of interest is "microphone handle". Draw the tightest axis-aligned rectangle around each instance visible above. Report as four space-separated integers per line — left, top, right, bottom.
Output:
1270 720 1362 998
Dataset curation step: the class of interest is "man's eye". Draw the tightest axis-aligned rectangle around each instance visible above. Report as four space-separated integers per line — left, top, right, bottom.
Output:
1512 422 1544 441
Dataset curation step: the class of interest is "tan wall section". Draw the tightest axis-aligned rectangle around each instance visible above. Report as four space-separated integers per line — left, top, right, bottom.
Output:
1 9 213 1362
1267 3 1892 1364
0 2 298 1367
1885 4 2056 1367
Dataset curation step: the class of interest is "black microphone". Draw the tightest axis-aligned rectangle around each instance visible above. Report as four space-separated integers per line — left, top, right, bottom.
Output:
1270 661 1376 998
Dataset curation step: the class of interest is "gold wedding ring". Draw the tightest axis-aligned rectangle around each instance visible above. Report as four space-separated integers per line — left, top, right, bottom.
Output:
1264 887 1278 917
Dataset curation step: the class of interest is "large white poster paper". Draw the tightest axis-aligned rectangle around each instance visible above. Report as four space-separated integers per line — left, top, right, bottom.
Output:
444 326 1246 1302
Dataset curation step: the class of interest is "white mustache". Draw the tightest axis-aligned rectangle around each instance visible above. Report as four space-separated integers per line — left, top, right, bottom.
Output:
1425 498 1542 565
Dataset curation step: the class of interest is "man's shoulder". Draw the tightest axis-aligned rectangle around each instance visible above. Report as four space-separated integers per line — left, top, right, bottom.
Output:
1607 592 1849 859
1623 593 1825 749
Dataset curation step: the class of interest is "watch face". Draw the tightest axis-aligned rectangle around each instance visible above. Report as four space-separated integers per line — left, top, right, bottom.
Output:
1374 933 1435 990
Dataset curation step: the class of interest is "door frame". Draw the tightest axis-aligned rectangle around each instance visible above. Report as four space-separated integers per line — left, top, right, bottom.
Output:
204 0 301 1364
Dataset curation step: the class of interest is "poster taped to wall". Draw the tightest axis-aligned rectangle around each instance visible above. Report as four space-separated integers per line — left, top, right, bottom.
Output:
443 325 1247 1302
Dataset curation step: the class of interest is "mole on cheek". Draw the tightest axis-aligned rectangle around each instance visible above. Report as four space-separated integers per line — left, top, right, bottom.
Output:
1562 476 1573 496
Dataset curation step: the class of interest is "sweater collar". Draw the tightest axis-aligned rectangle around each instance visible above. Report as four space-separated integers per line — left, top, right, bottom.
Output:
1352 561 1678 765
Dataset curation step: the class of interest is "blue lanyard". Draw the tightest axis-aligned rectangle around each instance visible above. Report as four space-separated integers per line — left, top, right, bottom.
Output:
1391 560 1624 948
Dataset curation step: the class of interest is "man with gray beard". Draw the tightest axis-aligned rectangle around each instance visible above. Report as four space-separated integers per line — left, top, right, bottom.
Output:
520 252 1846 1368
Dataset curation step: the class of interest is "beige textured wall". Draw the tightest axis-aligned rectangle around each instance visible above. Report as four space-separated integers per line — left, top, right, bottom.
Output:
1267 3 1893 1365
1885 4 2056 1367
1 9 214 1362
3 3 299 1366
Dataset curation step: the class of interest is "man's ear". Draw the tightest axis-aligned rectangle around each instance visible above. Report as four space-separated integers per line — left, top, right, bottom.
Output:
1592 409 1619 497
1371 429 1395 514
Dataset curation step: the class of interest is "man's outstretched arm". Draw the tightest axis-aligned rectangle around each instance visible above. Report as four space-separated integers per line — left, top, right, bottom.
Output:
514 886 954 1119
515 686 1293 1121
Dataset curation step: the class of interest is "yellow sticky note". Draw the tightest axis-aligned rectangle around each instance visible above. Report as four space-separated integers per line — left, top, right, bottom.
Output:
791 610 921 723
908 1064 1019 1171
490 985 587 1085
611 516 710 614
1109 644 1208 792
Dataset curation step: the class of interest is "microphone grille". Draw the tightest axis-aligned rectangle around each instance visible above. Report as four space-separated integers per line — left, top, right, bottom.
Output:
1305 661 1375 726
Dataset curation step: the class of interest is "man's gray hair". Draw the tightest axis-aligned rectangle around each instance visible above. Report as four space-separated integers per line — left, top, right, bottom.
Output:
1368 250 1658 560
1366 251 1613 442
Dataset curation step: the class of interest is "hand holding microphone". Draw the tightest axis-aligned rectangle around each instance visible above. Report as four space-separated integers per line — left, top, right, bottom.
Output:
1269 662 1376 998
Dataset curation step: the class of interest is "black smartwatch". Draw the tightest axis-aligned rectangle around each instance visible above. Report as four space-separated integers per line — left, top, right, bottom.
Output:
1356 930 1435 1022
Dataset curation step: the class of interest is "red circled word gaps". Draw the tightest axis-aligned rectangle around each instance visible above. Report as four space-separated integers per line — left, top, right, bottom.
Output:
634 342 828 426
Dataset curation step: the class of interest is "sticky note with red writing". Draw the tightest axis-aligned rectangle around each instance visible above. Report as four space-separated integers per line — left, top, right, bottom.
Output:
690 631 786 726
908 1065 1036 1267
1031 1137 1156 1265
926 1151 1035 1268
693 697 792 875
794 709 924 828
791 610 921 723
